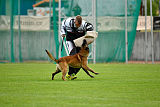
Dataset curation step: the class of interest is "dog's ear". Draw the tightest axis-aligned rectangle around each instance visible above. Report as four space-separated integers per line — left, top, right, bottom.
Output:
82 39 87 47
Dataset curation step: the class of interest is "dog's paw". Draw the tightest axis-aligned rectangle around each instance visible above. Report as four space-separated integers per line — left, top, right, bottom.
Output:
90 75 94 78
95 72 99 75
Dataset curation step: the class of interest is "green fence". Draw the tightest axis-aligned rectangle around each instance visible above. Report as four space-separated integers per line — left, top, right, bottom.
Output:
0 0 141 63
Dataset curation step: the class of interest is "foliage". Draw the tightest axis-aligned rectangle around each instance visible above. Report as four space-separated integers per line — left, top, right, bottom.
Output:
147 0 159 16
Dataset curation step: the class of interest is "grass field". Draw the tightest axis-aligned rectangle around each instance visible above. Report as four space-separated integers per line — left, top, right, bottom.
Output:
0 63 160 107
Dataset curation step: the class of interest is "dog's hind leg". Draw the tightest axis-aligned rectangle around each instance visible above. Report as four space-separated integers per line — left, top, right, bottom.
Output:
62 69 67 81
59 62 68 81
52 68 61 80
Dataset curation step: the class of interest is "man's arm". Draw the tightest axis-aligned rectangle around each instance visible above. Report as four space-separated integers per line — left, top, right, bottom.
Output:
61 20 66 37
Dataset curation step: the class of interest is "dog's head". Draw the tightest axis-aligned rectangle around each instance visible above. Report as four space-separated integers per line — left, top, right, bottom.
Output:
79 39 89 57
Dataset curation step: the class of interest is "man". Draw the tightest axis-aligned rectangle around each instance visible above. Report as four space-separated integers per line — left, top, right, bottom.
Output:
61 15 94 80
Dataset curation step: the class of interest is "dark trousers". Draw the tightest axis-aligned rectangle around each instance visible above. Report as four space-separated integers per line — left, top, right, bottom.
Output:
68 47 81 75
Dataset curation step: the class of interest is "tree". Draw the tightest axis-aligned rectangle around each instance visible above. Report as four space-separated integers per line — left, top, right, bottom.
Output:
147 0 159 16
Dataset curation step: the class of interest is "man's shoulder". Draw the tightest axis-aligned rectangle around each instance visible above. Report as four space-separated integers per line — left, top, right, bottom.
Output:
66 17 74 22
81 20 89 26
64 17 74 26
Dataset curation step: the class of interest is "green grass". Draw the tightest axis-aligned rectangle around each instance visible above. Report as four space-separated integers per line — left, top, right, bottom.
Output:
0 63 160 107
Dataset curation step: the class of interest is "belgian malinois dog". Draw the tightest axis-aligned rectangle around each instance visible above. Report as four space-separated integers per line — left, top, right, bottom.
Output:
45 39 99 81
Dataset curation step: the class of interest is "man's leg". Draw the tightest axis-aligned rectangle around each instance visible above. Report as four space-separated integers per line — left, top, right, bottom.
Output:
66 41 77 79
71 47 81 75
68 47 77 76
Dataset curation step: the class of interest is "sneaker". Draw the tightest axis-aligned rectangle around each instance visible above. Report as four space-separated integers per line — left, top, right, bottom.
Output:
66 73 77 80
70 74 77 80
66 74 71 80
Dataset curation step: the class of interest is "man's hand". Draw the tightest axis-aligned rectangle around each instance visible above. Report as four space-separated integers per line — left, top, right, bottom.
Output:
62 34 66 38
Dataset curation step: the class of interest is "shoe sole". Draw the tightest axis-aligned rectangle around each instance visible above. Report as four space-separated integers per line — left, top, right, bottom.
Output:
71 77 77 80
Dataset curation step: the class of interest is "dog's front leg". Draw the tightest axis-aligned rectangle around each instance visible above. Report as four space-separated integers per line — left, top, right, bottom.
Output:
82 68 94 78
82 65 99 75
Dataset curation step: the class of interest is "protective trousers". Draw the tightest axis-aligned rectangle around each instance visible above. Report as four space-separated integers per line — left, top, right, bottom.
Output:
66 41 81 75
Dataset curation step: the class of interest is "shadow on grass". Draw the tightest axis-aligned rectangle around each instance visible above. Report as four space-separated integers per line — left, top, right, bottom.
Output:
34 78 97 82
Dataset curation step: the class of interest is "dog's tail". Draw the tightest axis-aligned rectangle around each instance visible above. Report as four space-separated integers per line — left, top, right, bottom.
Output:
45 49 59 63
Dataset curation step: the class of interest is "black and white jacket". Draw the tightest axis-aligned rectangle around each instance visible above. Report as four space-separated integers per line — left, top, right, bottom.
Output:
61 17 94 41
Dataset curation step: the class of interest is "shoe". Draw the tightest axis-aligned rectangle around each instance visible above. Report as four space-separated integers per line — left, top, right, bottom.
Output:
66 73 77 80
66 74 71 80
71 74 77 80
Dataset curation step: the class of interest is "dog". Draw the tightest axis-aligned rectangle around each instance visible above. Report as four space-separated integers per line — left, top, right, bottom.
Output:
45 39 99 81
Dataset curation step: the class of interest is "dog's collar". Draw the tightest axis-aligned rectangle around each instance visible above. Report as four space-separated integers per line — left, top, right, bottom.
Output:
79 53 88 57
78 53 86 58
77 54 82 62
